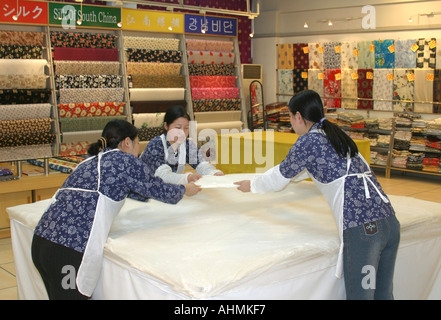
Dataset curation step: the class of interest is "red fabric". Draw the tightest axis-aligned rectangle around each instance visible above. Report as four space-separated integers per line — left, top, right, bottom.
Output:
357 69 373 109
324 69 341 108
53 47 119 61
189 76 236 88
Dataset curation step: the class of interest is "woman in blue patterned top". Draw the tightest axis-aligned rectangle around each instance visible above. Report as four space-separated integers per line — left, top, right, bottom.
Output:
31 119 201 300
140 105 223 184
235 90 400 300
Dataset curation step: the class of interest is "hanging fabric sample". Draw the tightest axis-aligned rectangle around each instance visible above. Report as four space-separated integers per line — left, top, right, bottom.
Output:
307 69 324 98
293 69 308 94
416 38 436 69
324 69 341 108
308 43 324 69
357 40 375 69
373 69 394 111
393 69 415 112
414 69 434 113
293 43 309 69
277 69 293 98
341 41 358 69
374 39 395 69
394 39 417 69
324 42 341 69
341 69 358 109
434 70 441 113
277 44 294 70
357 69 374 109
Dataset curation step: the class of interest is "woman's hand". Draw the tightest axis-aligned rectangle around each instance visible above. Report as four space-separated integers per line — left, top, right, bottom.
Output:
184 183 202 196
187 173 202 183
234 180 251 192
214 171 224 176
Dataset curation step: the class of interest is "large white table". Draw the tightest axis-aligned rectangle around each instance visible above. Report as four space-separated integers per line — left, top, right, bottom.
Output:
7 174 441 300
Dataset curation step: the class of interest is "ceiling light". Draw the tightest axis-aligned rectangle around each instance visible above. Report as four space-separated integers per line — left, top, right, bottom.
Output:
304 22 308 28
328 20 333 26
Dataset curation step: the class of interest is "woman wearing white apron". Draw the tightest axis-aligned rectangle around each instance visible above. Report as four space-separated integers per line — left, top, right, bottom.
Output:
140 105 223 185
32 120 201 299
235 90 400 300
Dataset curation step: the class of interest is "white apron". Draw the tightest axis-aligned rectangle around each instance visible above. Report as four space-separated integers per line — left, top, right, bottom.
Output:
308 129 389 278
52 149 125 296
161 133 186 174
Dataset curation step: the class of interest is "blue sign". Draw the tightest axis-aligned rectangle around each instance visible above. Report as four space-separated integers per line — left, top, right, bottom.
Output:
184 14 237 36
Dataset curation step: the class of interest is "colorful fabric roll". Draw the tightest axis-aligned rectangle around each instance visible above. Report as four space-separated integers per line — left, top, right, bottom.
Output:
416 38 436 69
55 75 123 89
324 69 341 108
0 144 53 162
341 41 358 69
0 118 52 135
0 132 55 147
58 102 125 118
131 100 186 114
27 158 75 174
187 50 235 65
192 99 241 112
293 69 308 94
59 88 124 104
277 44 293 70
188 64 235 76
374 40 395 69
278 70 293 96
358 40 375 69
130 75 185 88
53 47 119 61
0 59 48 75
0 103 52 120
60 141 91 156
324 42 341 69
373 69 394 111
133 113 165 128
394 39 417 68
54 61 120 75
126 49 182 63
186 39 234 52
0 31 44 46
393 69 415 112
191 88 239 100
189 76 236 88
0 89 51 104
341 69 358 109
124 37 180 51
51 31 117 49
0 74 47 89
138 127 164 142
60 116 126 132
357 69 374 109
0 45 43 59
308 43 324 69
126 62 182 75
293 43 309 69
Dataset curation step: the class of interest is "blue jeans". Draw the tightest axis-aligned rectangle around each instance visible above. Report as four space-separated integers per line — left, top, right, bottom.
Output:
343 215 400 300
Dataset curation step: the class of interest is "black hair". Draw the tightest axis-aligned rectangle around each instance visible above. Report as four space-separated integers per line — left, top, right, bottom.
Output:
88 119 138 156
163 105 190 129
288 90 358 158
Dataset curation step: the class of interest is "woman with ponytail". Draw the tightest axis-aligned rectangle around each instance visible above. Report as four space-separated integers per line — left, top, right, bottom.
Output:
235 90 400 300
32 119 201 300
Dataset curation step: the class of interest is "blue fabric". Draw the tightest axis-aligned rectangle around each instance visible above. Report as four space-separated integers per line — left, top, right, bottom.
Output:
374 39 395 69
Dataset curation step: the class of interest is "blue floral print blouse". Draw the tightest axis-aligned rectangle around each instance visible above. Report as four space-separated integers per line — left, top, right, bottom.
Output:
34 149 185 253
279 123 395 230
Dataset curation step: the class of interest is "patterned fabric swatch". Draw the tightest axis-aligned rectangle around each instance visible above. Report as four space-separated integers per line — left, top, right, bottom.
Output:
138 127 164 142
187 50 235 65
293 69 308 94
277 69 293 96
59 88 124 104
307 69 324 98
324 69 341 108
58 102 124 118
124 37 180 51
126 62 182 75
191 87 239 100
414 69 434 113
341 41 358 69
357 40 375 69
277 44 293 70
0 89 51 104
0 31 44 46
129 88 185 102
188 63 235 76
186 39 234 52
374 40 395 69
132 113 165 128
192 99 241 112
0 74 47 89
189 76 236 88
27 158 74 174
373 69 394 111
55 75 122 89
0 144 52 162
341 69 358 109
54 61 120 75
394 39 417 68
357 69 374 109
0 132 55 147
53 47 119 61
60 141 91 156
308 43 324 69
433 70 441 113
130 75 185 88
0 118 52 135
416 38 436 69
0 45 43 59
51 31 117 49
0 59 47 75
393 69 415 112
126 49 182 63
293 43 309 69
61 130 101 144
324 42 341 69
0 103 52 120
131 100 186 114
60 116 127 132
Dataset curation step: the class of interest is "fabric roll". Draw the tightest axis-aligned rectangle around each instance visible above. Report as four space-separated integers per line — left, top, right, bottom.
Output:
191 88 239 100
357 69 374 109
206 40 234 52
27 158 74 174
0 144 52 162
307 69 324 98
53 47 119 61
60 116 126 132
0 31 44 46
0 89 51 104
293 69 308 94
393 69 415 112
193 99 241 112
194 111 241 123
308 43 324 69
373 69 394 111
0 74 47 89
324 69 341 108
0 59 48 75
189 76 236 88
138 127 164 142
341 41 358 69
395 39 417 68
50 31 117 49
374 40 395 69
277 70 293 97
54 61 120 75
187 51 235 65
133 113 165 128
0 45 43 59
130 75 185 88
357 40 375 69
0 118 52 135
186 39 207 51
324 42 341 69
131 100 186 114
341 69 358 109
61 131 102 144
188 64 235 76
58 102 124 118
129 88 185 102
0 132 55 147
126 62 182 75
60 141 92 156
195 121 243 134
416 38 436 69
293 43 309 69
124 37 180 51
126 49 182 63
55 75 123 89
277 44 294 70
59 88 124 104
414 69 434 113
434 70 441 113
0 103 52 120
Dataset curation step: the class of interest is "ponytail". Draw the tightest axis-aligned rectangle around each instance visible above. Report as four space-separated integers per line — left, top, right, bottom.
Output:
288 90 358 158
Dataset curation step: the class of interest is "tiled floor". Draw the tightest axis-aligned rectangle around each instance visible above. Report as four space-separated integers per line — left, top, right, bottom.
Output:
0 169 440 300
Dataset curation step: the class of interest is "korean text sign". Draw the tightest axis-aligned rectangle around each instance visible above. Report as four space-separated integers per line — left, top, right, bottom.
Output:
185 14 237 36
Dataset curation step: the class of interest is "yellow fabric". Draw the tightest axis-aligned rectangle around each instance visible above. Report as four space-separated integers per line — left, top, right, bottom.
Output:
216 131 370 174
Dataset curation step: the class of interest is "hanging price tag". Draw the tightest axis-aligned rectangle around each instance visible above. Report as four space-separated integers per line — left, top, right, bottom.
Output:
351 72 359 80
388 44 395 53
335 73 341 81
366 72 373 79
407 73 415 82
387 73 394 81
302 46 309 54
411 43 419 52
370 44 375 52
353 49 359 57
427 73 434 81
429 40 437 49
318 73 324 80
318 46 324 53
335 46 341 53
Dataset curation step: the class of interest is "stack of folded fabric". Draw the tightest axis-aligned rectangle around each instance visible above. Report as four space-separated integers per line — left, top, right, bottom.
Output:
406 152 424 171
375 152 389 166
337 112 364 127
426 119 441 136
394 130 412 150
409 136 427 152
0 165 18 181
377 134 391 148
377 118 393 131
422 154 440 173
364 118 379 130
392 150 410 168
411 119 427 135
395 117 412 131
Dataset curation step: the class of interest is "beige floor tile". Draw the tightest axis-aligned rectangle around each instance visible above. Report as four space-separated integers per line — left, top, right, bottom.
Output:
0 287 18 300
